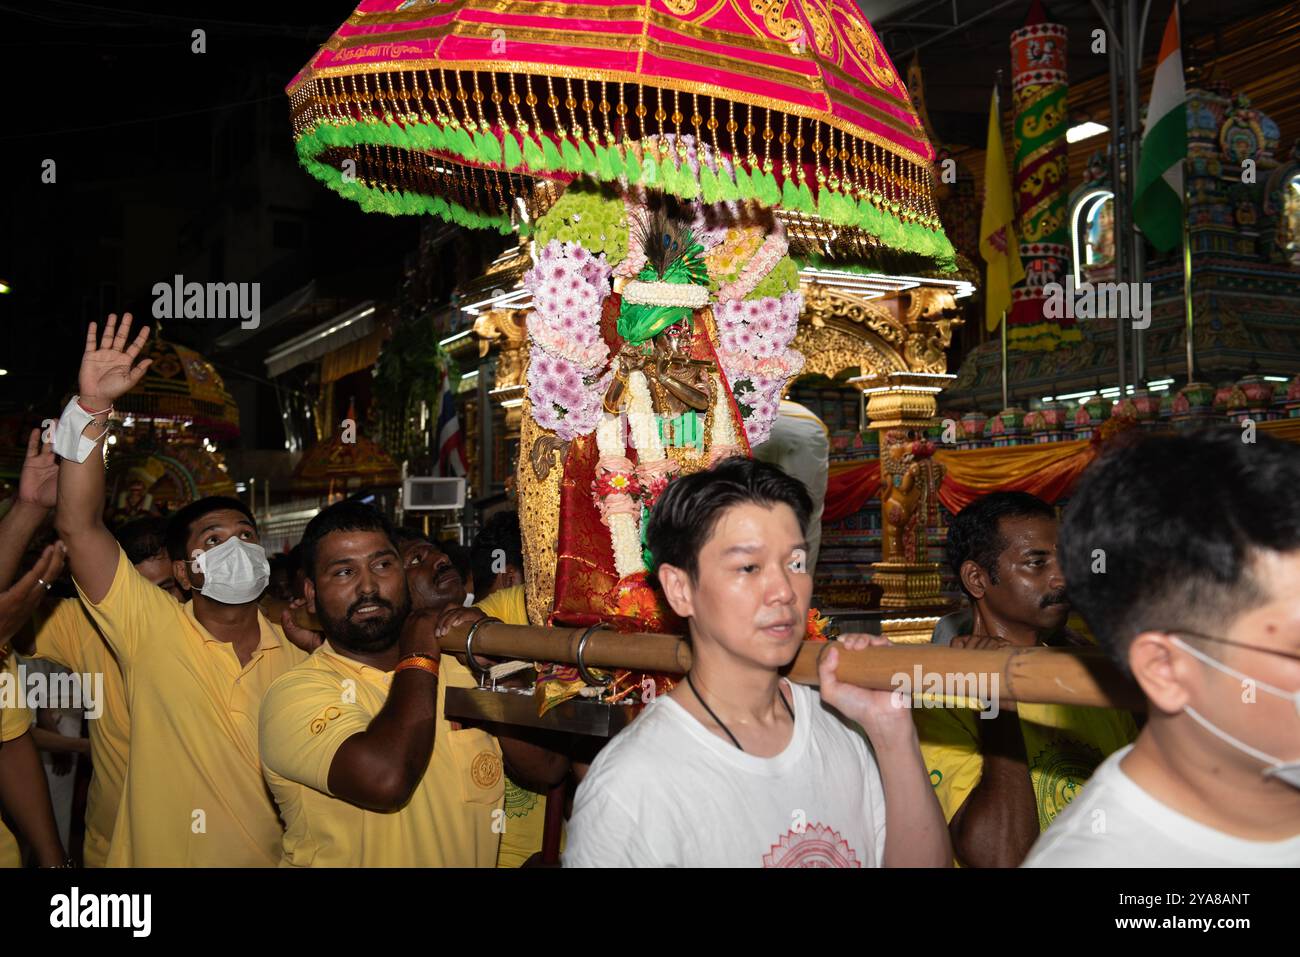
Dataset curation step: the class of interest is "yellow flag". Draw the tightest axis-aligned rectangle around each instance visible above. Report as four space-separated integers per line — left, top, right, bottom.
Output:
979 88 1025 332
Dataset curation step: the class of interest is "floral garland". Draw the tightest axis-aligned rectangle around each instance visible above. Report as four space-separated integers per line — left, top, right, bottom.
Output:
594 412 644 578
714 229 789 303
532 188 628 264
621 280 710 308
713 292 806 446
707 372 744 465
591 369 686 580
523 239 614 441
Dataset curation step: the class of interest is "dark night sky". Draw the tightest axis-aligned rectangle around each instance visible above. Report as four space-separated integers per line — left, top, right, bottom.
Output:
0 2 430 420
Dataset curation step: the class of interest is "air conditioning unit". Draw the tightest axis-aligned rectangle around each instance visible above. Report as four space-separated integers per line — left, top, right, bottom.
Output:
403 477 466 511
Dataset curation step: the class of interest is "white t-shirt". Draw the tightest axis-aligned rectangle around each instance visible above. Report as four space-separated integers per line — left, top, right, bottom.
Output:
564 680 887 867
1024 745 1300 867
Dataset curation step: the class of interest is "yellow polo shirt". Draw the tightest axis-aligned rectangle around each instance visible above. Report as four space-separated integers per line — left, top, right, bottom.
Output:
259 642 504 867
0 650 33 867
474 584 564 868
475 584 529 628
915 701 1139 832
76 547 308 867
28 598 130 868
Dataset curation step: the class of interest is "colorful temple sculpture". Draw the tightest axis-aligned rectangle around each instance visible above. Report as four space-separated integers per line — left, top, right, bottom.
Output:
104 335 239 523
945 80 1300 415
289 0 975 707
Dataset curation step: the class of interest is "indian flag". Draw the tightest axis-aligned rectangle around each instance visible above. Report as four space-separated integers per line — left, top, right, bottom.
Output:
1133 4 1187 253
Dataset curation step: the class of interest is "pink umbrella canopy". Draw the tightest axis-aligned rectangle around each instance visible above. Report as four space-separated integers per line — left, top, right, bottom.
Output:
287 0 954 266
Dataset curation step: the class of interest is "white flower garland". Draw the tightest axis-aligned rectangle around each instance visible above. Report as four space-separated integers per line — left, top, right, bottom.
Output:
621 280 710 308
596 411 645 578
627 371 664 462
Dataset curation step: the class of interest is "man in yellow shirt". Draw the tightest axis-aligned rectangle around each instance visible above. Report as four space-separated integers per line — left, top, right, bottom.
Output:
54 314 308 866
914 491 1137 867
260 504 506 866
16 517 178 867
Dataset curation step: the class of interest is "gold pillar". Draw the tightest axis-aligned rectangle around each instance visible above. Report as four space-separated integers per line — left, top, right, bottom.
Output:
472 307 528 439
856 370 956 639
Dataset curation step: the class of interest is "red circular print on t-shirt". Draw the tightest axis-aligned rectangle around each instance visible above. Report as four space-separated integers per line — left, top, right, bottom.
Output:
763 823 862 868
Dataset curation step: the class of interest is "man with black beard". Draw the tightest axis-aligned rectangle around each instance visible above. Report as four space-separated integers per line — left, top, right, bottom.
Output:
914 492 1138 867
258 502 507 867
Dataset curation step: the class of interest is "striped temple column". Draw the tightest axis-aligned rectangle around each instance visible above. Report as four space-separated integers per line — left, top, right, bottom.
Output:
1009 1 1082 350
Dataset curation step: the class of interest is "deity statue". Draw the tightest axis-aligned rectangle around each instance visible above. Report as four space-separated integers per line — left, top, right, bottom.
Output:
879 429 944 564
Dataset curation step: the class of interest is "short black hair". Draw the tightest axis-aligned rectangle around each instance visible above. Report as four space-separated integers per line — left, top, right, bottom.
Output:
946 491 1057 598
299 502 397 582
645 457 812 586
390 526 428 550
471 511 523 598
1061 429 1300 674
114 517 170 566
165 496 258 561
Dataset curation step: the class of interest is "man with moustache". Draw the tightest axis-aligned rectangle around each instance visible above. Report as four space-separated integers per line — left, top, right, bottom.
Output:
259 506 563 866
914 492 1137 867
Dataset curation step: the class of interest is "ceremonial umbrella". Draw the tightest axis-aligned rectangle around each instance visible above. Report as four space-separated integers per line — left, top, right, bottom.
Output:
287 0 954 266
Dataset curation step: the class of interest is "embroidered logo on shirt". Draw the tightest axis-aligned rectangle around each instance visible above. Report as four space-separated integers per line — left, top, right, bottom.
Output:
1030 734 1105 830
471 750 503 789
504 777 540 818
762 823 861 868
309 706 342 735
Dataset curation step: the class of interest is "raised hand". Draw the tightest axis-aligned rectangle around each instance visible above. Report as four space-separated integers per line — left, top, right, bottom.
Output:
79 313 152 408
0 544 64 646
18 427 58 510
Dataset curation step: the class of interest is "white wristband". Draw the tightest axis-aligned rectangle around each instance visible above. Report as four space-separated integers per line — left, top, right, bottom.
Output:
52 396 109 463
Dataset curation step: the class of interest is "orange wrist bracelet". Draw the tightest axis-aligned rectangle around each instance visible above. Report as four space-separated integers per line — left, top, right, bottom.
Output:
395 654 440 678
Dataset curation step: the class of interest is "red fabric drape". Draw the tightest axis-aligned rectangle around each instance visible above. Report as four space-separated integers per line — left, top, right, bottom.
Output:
823 460 881 523
822 441 1100 522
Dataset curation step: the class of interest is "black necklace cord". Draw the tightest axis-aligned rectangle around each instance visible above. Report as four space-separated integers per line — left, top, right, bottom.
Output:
684 672 794 753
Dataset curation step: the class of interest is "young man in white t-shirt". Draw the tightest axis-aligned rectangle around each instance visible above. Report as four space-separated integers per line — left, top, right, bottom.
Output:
1024 430 1300 867
564 457 951 868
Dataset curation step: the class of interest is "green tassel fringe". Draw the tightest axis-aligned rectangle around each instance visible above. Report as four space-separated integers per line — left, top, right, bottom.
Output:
578 140 599 175
296 118 958 262
502 132 522 170
559 138 583 173
541 135 564 171
522 134 546 170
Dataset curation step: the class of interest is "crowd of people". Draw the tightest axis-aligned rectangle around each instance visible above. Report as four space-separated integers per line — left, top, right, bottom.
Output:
0 313 1297 868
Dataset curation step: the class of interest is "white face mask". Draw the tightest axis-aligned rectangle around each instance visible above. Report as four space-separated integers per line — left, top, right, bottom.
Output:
192 536 270 605
1172 637 1300 789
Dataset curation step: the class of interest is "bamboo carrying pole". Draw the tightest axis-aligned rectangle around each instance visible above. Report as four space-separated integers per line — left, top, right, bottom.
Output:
439 621 1145 711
